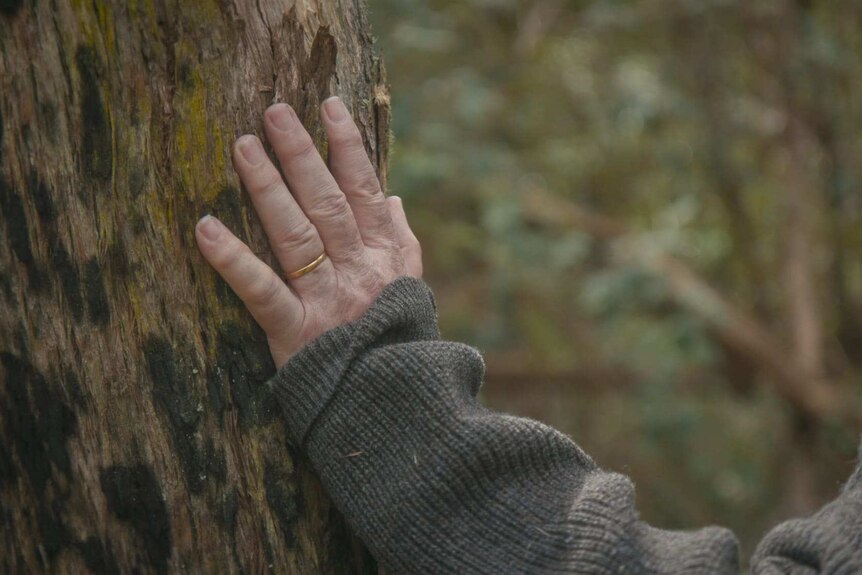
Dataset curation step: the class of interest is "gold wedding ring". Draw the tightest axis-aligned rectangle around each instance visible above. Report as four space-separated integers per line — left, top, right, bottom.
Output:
285 252 328 280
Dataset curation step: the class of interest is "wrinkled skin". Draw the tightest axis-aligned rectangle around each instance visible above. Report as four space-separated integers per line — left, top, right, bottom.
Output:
196 98 423 368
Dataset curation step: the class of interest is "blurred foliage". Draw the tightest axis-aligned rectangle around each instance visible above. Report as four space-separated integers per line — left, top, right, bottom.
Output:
369 0 862 555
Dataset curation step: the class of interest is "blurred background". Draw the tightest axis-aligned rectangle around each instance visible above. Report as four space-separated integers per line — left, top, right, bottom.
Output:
368 0 862 557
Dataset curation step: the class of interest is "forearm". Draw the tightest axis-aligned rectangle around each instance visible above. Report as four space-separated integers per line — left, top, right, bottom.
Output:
269 277 740 574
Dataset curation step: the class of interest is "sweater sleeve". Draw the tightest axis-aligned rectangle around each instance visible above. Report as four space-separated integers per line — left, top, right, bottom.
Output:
750 449 862 575
266 277 857 574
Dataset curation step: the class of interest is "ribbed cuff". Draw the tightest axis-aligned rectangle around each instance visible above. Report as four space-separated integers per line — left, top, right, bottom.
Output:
842 437 862 494
267 276 440 446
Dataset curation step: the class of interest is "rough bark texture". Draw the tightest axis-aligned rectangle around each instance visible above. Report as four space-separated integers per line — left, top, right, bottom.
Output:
0 1 388 573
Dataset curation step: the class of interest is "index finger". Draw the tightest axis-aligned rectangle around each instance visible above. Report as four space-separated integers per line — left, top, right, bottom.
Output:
195 215 301 339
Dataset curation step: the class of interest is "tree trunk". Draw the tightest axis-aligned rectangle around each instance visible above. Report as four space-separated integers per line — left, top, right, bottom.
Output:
0 1 388 573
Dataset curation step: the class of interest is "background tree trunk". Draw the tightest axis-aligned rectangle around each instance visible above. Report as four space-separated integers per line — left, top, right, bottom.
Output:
0 0 388 572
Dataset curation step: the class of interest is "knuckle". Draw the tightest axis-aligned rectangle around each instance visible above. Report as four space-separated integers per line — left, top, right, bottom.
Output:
331 124 364 147
213 239 243 270
252 170 284 196
350 169 383 202
332 236 366 266
247 272 283 309
344 239 367 261
309 192 352 224
287 134 318 162
272 221 320 255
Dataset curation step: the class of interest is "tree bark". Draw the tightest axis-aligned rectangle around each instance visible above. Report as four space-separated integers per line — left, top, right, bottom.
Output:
0 0 388 573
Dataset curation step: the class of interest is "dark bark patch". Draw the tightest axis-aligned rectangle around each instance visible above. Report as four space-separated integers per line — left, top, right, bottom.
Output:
100 464 172 574
143 336 206 493
129 163 146 197
52 244 84 323
0 0 23 17
203 437 227 483
0 272 12 303
6 171 58 294
75 46 112 185
76 536 121 575
35 499 75 564
212 321 277 429
0 176 35 266
0 352 77 493
218 488 239 530
39 101 59 143
106 239 131 279
2 465 77 567
64 367 86 408
83 257 111 325
264 459 298 546
29 265 48 293
219 487 244 567
0 442 15 486
130 206 146 236
204 357 226 425
29 169 56 225
261 524 277 571
215 273 244 308
179 60 194 90
211 186 246 308
213 185 244 238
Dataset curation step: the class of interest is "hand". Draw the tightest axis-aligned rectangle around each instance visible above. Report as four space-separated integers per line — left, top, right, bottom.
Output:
195 98 422 368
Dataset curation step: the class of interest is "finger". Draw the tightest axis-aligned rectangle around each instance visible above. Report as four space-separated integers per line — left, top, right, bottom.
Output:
232 135 333 285
387 196 423 278
195 215 302 337
263 103 365 267
322 97 396 249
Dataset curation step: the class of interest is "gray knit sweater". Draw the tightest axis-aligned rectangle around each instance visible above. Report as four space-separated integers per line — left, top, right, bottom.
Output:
269 277 862 574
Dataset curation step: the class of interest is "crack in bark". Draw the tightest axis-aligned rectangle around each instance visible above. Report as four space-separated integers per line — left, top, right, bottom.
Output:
255 0 278 102
155 0 177 170
372 58 390 189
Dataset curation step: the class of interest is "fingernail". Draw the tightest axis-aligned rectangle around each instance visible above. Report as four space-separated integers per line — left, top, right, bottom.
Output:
237 136 266 165
197 215 223 242
322 96 348 123
267 104 296 131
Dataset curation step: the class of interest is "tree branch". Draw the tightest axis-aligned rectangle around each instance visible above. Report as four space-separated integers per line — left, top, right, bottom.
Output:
522 189 857 425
